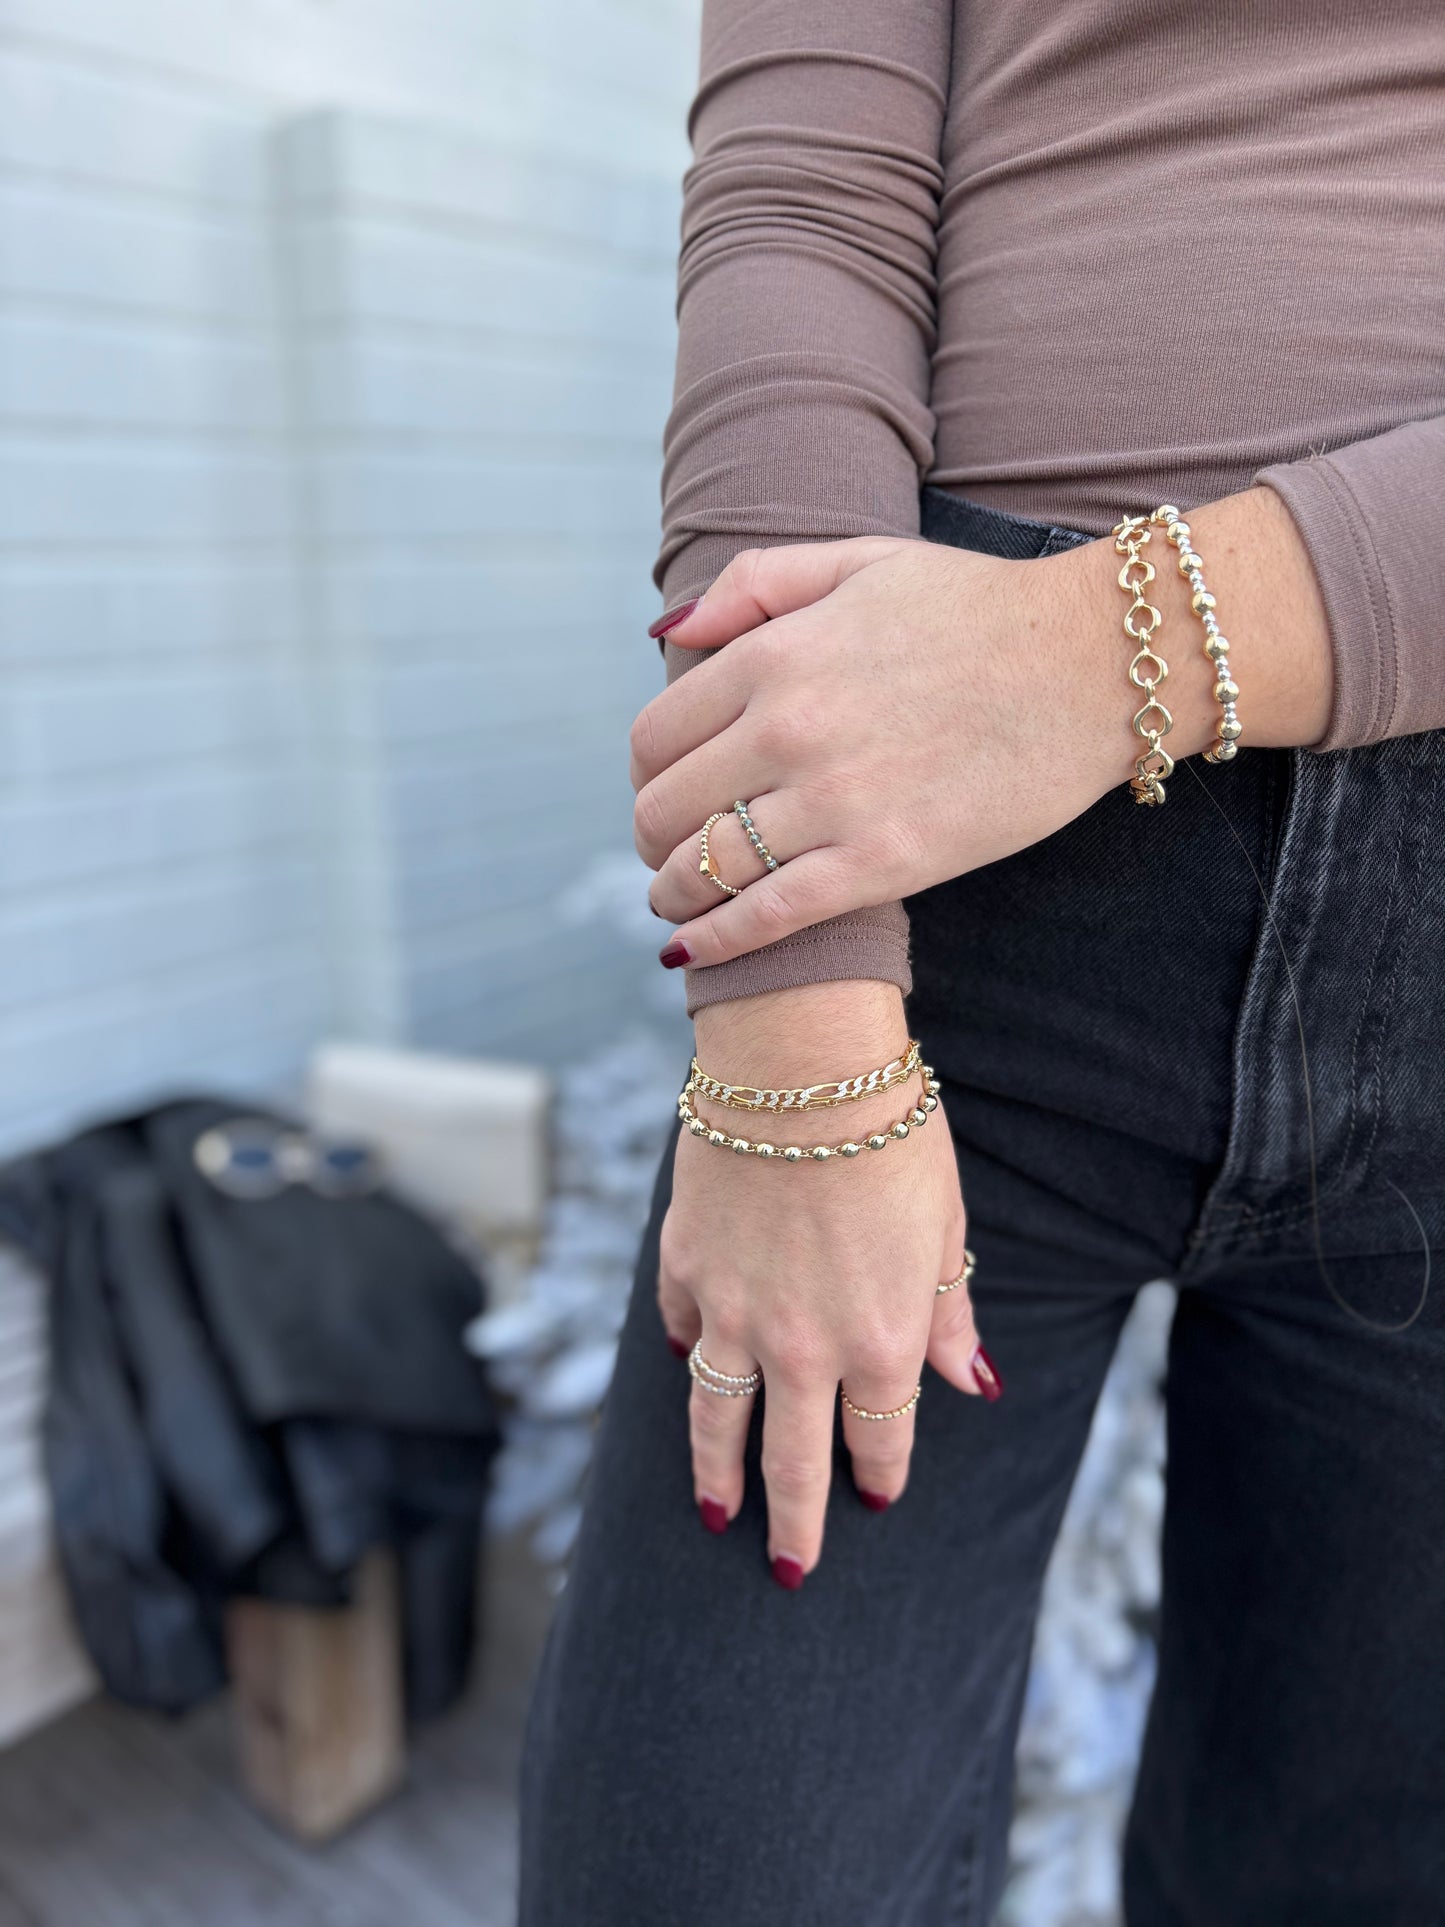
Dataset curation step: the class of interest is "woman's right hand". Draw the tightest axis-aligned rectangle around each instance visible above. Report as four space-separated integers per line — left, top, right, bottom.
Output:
656 978 1001 1588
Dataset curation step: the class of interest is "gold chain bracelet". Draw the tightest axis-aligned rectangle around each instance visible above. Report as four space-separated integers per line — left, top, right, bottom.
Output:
677 1066 941 1162
1112 513 1174 806
688 1038 923 1113
1113 504 1244 805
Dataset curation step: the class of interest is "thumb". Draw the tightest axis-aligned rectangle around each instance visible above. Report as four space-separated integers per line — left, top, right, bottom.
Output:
659 535 913 653
926 1248 1004 1402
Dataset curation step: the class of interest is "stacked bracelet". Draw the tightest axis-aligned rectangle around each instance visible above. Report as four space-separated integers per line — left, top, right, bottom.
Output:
1112 513 1174 806
1153 504 1242 764
689 1039 924 1113
678 1066 942 1164
1112 503 1245 804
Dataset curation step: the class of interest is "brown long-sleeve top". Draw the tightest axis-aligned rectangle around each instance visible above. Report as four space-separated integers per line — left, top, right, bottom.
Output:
655 0 1445 1015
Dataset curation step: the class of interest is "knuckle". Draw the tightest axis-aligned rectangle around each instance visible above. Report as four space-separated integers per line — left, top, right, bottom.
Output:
628 704 657 771
934 1293 978 1343
747 879 805 943
761 1454 829 1502
632 784 670 863
762 1323 823 1385
704 1296 750 1352
731 546 767 598
689 1387 744 1441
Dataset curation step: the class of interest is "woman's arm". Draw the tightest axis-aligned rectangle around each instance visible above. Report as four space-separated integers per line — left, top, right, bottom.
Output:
636 481 1337 970
655 0 956 1012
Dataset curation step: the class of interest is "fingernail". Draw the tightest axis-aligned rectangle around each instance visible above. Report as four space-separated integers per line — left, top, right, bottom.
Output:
972 1344 1004 1403
771 1555 805 1591
667 1335 689 1360
647 597 701 639
699 1496 729 1535
859 1490 891 1513
659 941 691 969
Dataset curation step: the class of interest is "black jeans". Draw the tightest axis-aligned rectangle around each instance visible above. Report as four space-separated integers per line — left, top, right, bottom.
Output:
519 490 1445 1925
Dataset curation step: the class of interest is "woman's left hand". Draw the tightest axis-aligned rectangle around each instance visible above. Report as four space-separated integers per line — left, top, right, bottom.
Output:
631 530 1132 967
631 489 1331 968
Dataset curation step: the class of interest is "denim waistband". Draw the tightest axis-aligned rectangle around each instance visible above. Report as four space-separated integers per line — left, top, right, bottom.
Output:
920 485 1092 562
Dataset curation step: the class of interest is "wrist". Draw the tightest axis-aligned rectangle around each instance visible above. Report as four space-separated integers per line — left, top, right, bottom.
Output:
1045 486 1334 791
692 979 908 1085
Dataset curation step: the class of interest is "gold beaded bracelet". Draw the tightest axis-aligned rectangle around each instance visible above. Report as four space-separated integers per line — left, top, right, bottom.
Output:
677 1066 942 1163
688 1039 923 1113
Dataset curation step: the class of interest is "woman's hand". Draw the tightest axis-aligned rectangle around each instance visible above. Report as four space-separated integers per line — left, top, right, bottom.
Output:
655 979 1000 1588
632 488 1332 969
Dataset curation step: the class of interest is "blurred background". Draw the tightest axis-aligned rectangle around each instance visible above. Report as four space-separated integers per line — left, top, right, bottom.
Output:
0 4 1167 1923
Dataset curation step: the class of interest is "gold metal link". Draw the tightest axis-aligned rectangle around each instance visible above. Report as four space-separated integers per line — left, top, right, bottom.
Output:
690 1039 924 1112
1111 514 1173 806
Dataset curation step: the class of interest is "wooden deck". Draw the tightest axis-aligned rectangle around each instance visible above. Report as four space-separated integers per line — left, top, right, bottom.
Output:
0 1537 554 1926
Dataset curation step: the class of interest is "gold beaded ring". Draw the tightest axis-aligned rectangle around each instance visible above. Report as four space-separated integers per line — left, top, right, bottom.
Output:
936 1249 977 1295
841 1384 923 1422
698 811 740 898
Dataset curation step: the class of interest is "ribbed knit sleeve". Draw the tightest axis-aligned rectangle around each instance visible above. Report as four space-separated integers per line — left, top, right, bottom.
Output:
654 0 954 1015
1255 413 1445 752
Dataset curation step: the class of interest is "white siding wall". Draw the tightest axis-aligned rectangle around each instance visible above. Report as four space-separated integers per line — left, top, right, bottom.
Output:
0 1 693 1155
0 1 696 1741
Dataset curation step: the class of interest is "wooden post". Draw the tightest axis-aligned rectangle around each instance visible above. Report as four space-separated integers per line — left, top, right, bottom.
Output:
225 1547 406 1841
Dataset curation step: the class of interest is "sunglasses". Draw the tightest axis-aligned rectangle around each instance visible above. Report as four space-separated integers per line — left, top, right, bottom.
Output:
192 1118 384 1201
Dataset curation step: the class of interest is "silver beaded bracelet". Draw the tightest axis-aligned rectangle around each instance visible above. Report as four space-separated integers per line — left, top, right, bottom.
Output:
1153 504 1243 765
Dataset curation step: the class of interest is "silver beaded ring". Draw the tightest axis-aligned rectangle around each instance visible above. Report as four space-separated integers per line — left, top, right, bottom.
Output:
688 1341 761 1397
733 799 780 873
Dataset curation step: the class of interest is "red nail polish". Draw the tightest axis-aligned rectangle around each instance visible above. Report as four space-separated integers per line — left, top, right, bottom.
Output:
972 1344 1004 1403
647 597 701 639
659 941 691 969
667 1335 689 1360
699 1497 728 1535
772 1555 805 1591
859 1490 890 1513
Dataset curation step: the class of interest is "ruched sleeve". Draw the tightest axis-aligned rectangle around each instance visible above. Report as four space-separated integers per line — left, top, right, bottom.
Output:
1255 412 1445 752
653 0 954 1015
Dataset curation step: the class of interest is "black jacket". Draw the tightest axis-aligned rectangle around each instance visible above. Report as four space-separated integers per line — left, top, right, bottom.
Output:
0 1097 500 1721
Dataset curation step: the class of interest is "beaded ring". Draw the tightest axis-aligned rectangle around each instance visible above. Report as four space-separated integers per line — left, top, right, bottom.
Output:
733 799 779 873
698 811 740 898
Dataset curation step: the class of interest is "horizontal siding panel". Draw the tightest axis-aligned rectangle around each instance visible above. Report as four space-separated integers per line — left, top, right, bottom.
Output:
0 179 277 323
0 557 300 665
0 314 285 432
